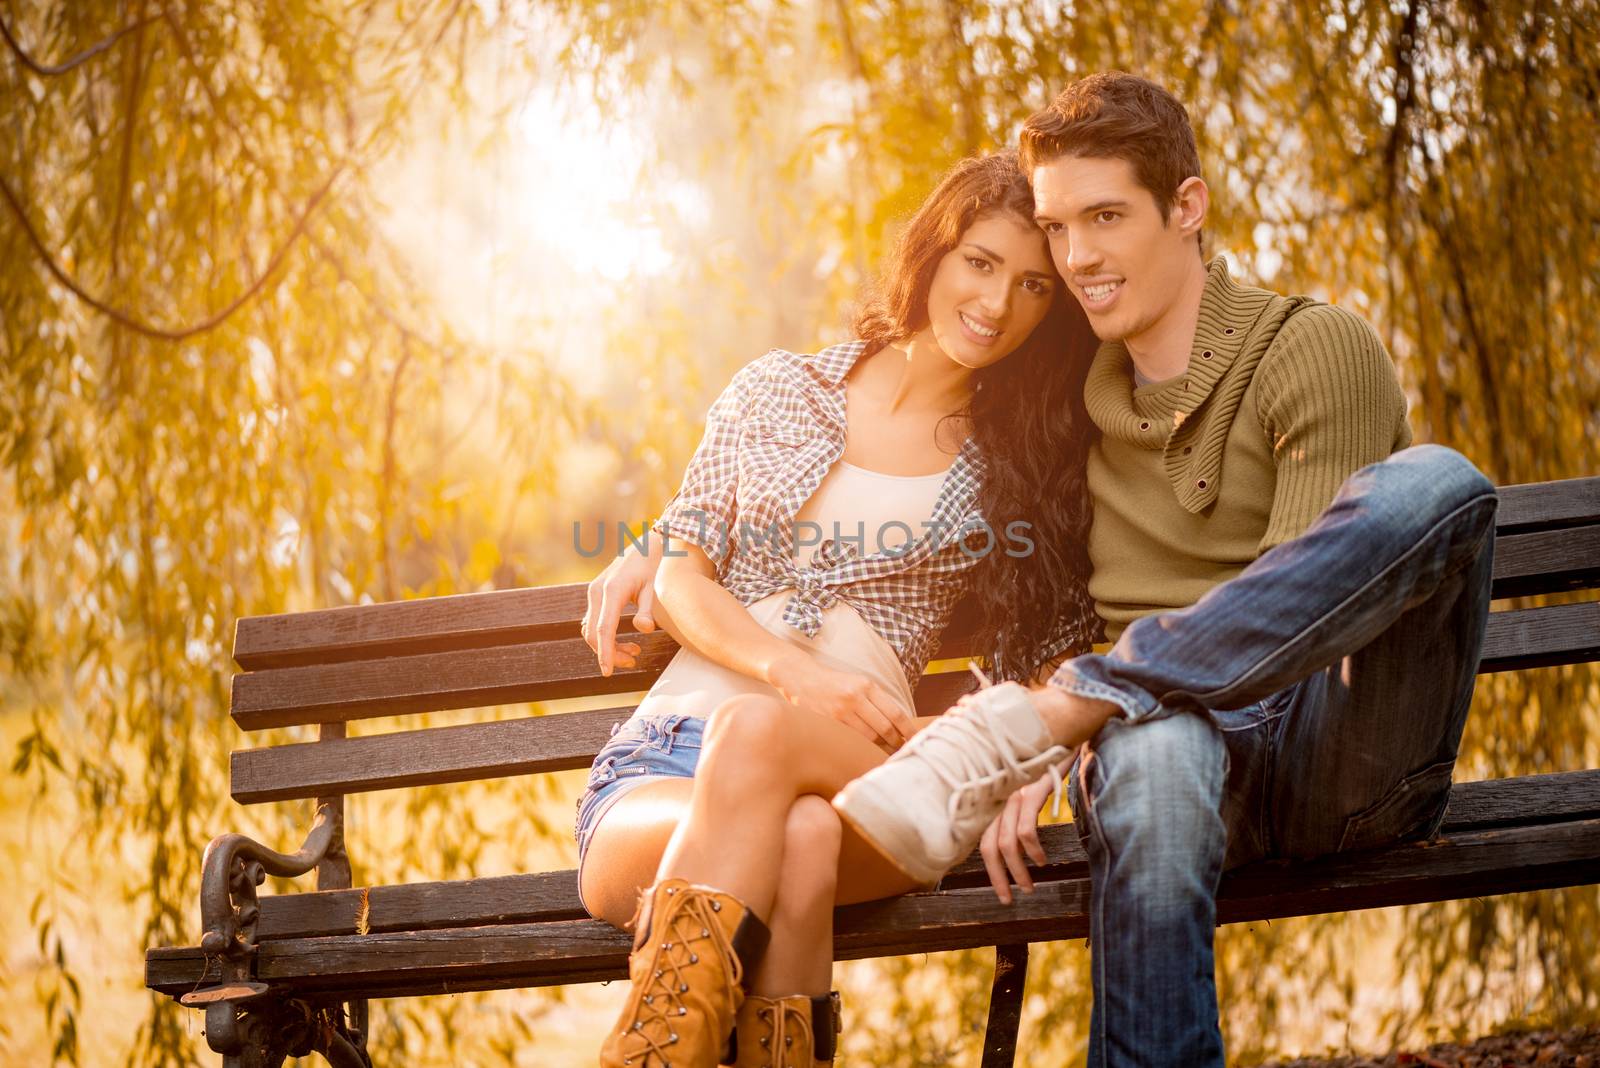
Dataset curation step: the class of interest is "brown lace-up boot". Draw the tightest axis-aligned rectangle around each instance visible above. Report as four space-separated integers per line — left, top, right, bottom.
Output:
732 991 841 1067
599 878 771 1068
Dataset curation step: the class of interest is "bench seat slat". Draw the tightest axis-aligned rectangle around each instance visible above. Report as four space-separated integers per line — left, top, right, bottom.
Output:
145 815 1600 999
227 603 1600 801
227 771 1600 941
232 586 589 671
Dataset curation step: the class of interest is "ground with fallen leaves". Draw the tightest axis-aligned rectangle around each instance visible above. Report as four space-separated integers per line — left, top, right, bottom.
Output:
1255 1028 1600 1068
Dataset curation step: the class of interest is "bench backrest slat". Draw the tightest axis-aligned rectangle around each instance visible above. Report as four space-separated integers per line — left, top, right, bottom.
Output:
228 477 1600 675
1494 477 1600 533
228 535 1597 734
231 602 1598 804
224 479 1598 805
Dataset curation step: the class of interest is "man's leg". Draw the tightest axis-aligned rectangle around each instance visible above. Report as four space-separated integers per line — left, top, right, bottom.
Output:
1048 445 1496 730
1068 712 1230 1068
837 445 1496 1065
1064 445 1494 1066
1267 510 1494 857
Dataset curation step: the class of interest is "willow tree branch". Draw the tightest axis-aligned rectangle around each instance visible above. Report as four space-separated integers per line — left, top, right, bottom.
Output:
0 9 157 76
0 165 345 342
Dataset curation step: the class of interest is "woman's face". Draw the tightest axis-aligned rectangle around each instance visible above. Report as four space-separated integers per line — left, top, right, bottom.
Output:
923 211 1059 370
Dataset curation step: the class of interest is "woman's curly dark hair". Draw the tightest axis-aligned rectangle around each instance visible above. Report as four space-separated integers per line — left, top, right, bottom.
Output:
852 152 1101 680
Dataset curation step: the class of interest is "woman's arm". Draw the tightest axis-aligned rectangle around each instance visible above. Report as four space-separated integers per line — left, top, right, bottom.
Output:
655 547 914 751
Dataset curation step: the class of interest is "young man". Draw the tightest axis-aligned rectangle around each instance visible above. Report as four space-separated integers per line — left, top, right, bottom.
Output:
585 73 1496 1066
828 72 1497 1066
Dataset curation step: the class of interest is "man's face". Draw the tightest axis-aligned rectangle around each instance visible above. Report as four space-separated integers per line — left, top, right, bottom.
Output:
1031 154 1201 346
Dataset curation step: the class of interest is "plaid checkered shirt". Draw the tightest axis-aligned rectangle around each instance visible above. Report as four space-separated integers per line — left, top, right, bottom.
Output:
652 340 1081 686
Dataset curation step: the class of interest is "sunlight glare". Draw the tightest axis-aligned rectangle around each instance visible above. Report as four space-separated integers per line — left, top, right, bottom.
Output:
514 89 674 282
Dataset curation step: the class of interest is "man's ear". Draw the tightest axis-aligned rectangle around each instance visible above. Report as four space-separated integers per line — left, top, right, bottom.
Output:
1172 176 1209 241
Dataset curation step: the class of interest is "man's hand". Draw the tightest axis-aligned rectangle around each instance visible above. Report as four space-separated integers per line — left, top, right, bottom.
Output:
767 650 915 754
978 755 1075 905
582 542 664 677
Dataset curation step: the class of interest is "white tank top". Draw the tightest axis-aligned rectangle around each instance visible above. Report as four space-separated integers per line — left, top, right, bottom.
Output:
634 460 951 720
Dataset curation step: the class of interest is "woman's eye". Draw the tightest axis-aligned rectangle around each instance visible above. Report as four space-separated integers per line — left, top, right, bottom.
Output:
967 256 991 271
1023 279 1049 295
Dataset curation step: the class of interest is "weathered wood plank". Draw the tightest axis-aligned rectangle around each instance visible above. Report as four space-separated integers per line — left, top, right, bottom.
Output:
1436 769 1600 831
230 671 978 801
233 585 984 672
232 708 628 803
146 817 1600 999
226 478 1596 674
1495 477 1600 534
1491 525 1600 598
1479 601 1600 673
227 600 1592 733
233 585 591 671
228 602 1596 799
227 770 1600 941
253 871 589 939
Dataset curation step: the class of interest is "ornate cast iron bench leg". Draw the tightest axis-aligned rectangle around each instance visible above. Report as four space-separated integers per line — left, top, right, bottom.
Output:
180 798 371 1067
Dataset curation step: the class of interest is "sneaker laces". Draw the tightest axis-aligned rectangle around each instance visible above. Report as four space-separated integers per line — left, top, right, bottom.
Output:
910 711 1066 823
895 670 1067 825
615 886 745 1063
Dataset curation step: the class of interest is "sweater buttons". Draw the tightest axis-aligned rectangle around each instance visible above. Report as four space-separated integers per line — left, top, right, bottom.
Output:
1224 327 1236 335
1201 350 1214 359
1139 421 1150 431
1183 446 1193 455
1196 479 1208 489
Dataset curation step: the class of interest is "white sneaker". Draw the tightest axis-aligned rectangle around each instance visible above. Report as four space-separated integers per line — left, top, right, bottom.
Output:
832 675 1071 886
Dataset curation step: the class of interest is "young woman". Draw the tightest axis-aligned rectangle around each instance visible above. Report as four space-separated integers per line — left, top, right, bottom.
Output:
576 152 1099 1067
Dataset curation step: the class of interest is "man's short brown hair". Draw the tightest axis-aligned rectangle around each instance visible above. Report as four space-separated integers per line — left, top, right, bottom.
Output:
1019 72 1202 225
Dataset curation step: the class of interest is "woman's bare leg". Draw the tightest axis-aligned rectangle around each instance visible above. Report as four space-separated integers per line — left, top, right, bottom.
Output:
579 778 696 929
580 699 931 930
654 694 925 917
749 795 840 995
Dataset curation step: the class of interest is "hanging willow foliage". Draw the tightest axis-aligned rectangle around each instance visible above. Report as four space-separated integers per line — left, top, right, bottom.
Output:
3 0 1597 1064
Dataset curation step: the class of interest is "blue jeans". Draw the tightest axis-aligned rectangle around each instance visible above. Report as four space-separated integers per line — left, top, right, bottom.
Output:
573 712 705 915
1053 445 1497 1067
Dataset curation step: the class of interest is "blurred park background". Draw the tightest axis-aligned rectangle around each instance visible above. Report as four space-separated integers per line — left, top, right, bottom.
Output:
2 0 1598 1064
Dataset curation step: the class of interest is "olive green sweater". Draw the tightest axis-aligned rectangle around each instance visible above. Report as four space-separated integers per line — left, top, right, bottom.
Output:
1085 258 1412 641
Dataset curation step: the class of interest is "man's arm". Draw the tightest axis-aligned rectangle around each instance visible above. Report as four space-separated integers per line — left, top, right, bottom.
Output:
1255 303 1412 552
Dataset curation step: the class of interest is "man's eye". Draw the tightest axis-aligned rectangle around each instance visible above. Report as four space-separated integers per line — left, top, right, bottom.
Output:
1042 222 1063 235
1097 211 1118 224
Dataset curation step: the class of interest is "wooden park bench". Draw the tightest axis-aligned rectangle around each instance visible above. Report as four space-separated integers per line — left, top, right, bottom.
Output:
147 475 1600 1067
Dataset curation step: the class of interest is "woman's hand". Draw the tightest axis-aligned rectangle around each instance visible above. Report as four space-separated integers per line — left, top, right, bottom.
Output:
767 650 915 753
978 755 1074 905
582 542 663 676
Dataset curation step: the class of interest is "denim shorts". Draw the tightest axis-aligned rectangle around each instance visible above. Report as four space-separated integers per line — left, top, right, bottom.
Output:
573 712 706 886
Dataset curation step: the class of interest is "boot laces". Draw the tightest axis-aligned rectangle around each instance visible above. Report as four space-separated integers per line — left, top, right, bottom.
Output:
753 997 813 1066
614 886 744 1064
